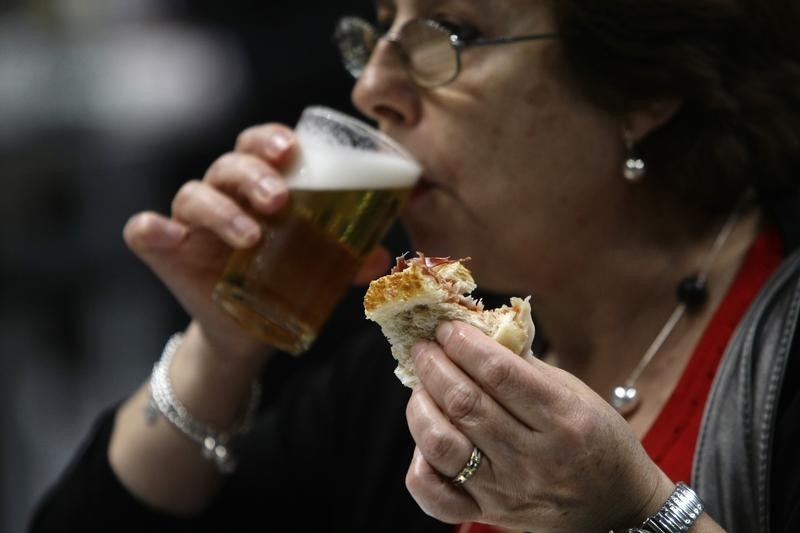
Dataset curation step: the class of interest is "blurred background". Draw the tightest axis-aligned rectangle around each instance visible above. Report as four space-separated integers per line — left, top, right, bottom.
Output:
0 1 371 531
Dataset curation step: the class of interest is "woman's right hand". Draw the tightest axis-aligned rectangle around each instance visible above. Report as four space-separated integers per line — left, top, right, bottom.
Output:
124 123 393 363
124 124 297 361
109 125 312 513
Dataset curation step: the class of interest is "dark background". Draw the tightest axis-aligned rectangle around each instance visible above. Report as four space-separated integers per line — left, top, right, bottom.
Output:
0 1 373 531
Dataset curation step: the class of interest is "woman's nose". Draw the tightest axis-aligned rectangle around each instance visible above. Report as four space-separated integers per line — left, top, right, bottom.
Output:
351 39 421 129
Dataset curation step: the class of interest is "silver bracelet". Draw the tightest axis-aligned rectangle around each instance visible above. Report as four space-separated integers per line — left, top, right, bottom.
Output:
616 482 704 533
145 332 262 474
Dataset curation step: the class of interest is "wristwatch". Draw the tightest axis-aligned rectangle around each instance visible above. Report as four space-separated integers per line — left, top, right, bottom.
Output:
618 482 704 533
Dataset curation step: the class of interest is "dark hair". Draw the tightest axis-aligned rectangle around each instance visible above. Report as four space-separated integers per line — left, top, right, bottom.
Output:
549 0 800 242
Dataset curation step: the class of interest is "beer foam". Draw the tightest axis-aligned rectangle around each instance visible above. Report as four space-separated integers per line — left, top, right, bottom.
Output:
286 132 421 190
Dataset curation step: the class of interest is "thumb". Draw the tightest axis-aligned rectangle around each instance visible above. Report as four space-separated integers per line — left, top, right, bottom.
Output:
353 246 392 285
123 211 188 254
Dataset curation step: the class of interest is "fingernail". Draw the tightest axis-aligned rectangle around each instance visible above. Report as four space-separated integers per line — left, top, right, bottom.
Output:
256 176 286 203
153 221 187 248
231 215 259 244
162 221 187 244
436 322 454 345
265 131 292 159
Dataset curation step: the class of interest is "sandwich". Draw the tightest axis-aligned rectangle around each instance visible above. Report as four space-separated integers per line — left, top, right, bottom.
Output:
364 254 535 387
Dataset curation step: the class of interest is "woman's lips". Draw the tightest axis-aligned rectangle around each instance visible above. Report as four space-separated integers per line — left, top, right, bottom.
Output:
410 177 436 201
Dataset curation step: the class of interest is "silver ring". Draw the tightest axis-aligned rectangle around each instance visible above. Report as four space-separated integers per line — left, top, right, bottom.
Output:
451 447 483 485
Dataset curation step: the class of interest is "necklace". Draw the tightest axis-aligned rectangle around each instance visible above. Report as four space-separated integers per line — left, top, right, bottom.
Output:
609 202 745 416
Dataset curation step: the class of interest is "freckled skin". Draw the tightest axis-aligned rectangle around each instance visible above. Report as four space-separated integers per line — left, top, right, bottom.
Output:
356 10 623 295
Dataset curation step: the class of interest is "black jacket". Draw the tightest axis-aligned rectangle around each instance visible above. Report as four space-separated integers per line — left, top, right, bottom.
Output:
31 255 800 532
30 289 450 533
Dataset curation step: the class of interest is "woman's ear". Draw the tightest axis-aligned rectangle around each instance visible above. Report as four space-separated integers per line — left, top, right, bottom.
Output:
623 98 682 142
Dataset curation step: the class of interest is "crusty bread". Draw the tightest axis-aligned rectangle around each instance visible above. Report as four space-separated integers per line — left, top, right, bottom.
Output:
364 254 534 388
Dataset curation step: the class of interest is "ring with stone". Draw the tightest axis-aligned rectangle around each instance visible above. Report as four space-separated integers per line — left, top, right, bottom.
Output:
451 447 483 486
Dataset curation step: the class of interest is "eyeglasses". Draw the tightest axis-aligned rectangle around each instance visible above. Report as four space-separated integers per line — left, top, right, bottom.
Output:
333 16 558 88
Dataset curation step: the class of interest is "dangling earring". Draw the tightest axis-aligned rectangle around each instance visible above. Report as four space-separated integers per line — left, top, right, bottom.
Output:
623 130 646 182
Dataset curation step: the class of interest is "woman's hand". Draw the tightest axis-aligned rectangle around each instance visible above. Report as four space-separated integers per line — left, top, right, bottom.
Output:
405 321 674 532
109 123 393 513
123 124 391 361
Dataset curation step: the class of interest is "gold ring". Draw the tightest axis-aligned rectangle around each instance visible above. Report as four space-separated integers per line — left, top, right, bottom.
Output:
451 447 482 486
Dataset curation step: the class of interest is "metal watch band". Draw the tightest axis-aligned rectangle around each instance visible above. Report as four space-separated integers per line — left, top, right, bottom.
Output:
643 483 704 533
614 482 704 533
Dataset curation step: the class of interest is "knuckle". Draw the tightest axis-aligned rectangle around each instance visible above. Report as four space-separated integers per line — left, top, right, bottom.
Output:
444 383 480 422
404 480 435 520
171 180 201 213
234 151 267 176
404 466 421 495
234 126 260 150
561 408 595 448
481 357 515 391
422 427 455 462
235 123 290 153
405 397 415 422
404 472 455 524
205 152 239 180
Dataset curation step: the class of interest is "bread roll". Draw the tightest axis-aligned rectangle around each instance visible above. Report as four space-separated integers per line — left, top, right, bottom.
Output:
364 254 534 387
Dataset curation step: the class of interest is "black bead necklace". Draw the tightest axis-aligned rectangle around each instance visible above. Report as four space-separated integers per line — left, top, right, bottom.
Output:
609 205 743 416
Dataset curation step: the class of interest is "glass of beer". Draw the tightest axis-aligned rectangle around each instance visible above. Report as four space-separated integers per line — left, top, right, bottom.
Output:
213 106 421 354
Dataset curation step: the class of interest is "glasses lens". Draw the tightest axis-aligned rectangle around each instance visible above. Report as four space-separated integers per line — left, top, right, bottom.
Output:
401 20 457 87
334 17 378 79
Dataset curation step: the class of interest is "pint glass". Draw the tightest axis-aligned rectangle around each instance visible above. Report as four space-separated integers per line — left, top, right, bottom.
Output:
213 107 421 354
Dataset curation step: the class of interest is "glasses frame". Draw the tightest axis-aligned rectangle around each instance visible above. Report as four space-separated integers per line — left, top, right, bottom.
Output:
335 16 559 88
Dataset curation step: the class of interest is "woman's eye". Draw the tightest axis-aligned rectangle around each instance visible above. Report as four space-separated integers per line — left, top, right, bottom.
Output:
435 20 479 42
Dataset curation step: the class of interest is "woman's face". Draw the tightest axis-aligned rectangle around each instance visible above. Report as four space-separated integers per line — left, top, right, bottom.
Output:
353 0 623 292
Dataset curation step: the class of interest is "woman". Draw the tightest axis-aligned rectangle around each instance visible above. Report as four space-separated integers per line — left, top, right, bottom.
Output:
32 0 800 531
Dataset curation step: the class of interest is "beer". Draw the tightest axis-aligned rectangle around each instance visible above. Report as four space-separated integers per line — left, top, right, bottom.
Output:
213 113 420 354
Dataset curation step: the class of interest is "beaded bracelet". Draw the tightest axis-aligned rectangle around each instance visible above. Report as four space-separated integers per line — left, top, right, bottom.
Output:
145 333 261 474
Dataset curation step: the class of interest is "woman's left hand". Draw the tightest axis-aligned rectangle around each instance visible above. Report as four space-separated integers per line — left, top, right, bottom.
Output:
405 321 674 532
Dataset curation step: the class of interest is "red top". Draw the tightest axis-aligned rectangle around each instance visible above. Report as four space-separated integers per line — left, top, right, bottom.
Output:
457 227 784 533
641 227 783 483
